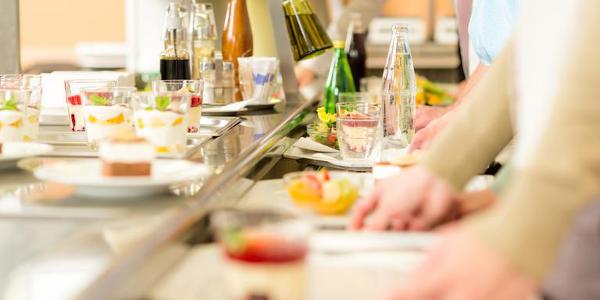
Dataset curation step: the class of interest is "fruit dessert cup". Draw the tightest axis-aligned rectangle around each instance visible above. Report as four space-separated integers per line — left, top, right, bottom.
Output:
151 80 202 133
133 92 190 155
0 89 28 143
81 87 135 149
212 209 310 300
23 88 42 141
65 79 116 132
99 130 155 177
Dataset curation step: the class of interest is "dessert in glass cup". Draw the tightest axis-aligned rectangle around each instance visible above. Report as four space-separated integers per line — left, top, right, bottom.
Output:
81 87 135 149
152 80 202 133
212 209 311 300
133 92 190 155
0 75 43 141
0 89 28 145
65 79 116 132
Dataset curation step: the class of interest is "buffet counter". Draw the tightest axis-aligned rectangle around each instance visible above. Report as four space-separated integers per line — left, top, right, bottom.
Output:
0 96 315 299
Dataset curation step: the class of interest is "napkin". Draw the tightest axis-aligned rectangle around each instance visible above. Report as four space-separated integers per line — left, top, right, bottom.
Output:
293 137 338 153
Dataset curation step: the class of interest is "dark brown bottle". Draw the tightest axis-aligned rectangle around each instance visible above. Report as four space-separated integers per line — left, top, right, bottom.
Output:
346 13 367 91
222 0 253 101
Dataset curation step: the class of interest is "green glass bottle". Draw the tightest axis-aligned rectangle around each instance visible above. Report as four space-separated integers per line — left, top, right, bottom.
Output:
323 41 356 114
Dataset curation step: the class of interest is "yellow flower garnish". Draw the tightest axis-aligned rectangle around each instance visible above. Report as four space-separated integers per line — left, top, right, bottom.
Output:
317 107 336 124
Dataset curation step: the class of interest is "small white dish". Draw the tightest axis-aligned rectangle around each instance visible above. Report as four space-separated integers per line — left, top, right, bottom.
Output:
34 159 210 199
0 142 53 170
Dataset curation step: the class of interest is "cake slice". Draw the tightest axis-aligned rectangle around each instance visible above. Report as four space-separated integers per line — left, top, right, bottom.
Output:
99 130 155 177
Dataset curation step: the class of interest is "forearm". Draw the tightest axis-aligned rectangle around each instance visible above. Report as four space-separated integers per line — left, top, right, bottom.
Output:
468 2 600 280
420 44 514 190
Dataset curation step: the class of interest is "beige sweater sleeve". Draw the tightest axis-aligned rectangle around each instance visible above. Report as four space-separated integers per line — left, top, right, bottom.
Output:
420 43 515 190
467 3 600 280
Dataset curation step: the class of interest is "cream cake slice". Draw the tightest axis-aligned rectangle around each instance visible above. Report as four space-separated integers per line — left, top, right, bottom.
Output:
99 130 155 177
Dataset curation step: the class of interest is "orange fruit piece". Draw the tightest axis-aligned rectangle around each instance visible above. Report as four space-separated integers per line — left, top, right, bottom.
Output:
88 115 98 124
287 180 321 206
172 117 184 127
106 113 125 125
9 118 22 128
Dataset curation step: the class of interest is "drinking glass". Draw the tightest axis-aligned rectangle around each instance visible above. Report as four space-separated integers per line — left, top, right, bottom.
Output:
237 57 279 103
0 75 43 141
81 87 136 149
132 92 190 155
338 92 378 104
212 209 311 300
336 102 382 161
152 80 203 133
0 89 29 143
65 79 116 132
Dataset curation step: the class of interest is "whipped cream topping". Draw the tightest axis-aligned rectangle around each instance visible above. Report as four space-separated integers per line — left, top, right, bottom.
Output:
134 110 187 147
99 141 155 163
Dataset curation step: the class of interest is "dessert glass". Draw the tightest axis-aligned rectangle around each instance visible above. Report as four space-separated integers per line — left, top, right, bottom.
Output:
0 89 29 143
133 92 190 156
65 79 116 132
0 75 42 141
212 209 311 300
81 87 136 149
336 102 382 162
152 80 203 133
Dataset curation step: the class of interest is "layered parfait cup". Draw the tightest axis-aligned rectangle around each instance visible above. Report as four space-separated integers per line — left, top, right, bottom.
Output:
65 79 116 132
0 75 42 141
0 89 29 143
152 80 203 133
133 91 190 156
211 209 311 300
81 87 136 149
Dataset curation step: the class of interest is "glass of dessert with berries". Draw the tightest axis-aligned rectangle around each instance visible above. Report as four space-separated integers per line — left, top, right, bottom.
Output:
81 87 136 149
336 102 382 162
212 209 311 300
65 79 116 132
99 128 155 177
152 80 203 133
0 75 42 141
0 89 28 146
133 92 190 156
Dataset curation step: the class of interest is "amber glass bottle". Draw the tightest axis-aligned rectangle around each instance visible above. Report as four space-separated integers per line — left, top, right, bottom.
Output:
222 0 253 101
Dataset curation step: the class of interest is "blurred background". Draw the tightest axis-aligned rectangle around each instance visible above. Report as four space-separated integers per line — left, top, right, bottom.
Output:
19 0 459 82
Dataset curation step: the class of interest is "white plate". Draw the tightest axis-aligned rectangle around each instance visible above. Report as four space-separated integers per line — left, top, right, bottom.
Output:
0 142 54 170
34 159 210 199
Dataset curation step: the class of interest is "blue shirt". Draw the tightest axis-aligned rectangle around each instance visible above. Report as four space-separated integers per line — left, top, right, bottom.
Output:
469 0 520 65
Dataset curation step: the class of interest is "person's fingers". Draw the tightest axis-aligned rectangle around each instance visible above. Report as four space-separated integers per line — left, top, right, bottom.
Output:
416 184 455 230
364 208 392 231
348 188 380 230
390 218 410 231
408 130 427 153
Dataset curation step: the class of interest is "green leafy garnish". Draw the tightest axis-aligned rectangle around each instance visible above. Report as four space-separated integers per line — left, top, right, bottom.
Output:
155 95 171 111
222 229 246 254
0 97 18 111
89 94 110 106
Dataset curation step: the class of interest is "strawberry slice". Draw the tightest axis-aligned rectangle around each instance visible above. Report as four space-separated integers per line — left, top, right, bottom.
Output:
321 169 330 181
67 95 82 105
191 95 202 107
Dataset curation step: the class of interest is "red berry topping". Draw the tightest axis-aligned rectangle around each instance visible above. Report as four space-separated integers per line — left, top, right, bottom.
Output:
67 95 82 105
191 95 202 107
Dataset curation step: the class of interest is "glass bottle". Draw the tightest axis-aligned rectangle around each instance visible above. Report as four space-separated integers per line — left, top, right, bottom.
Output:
323 41 356 114
282 0 333 61
381 24 416 148
190 3 217 80
346 13 367 92
222 0 253 101
160 2 191 80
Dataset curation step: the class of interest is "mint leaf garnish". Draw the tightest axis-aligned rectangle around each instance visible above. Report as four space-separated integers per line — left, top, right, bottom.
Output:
89 94 110 106
155 95 171 111
222 229 246 255
0 97 18 111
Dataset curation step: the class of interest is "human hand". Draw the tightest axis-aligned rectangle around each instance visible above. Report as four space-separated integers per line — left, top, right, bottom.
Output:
294 65 316 87
349 166 458 231
409 113 452 153
457 189 498 216
388 226 537 300
415 106 448 131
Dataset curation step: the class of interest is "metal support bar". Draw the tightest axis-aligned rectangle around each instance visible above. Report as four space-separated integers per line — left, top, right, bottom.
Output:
0 0 21 73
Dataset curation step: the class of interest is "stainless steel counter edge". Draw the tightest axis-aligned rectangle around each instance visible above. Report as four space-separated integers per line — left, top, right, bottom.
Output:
77 96 315 300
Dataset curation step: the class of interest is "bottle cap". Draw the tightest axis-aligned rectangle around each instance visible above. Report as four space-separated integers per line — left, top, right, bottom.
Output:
333 40 346 49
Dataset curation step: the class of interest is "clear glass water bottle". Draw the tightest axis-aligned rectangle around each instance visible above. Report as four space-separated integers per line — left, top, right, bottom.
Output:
381 24 416 148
